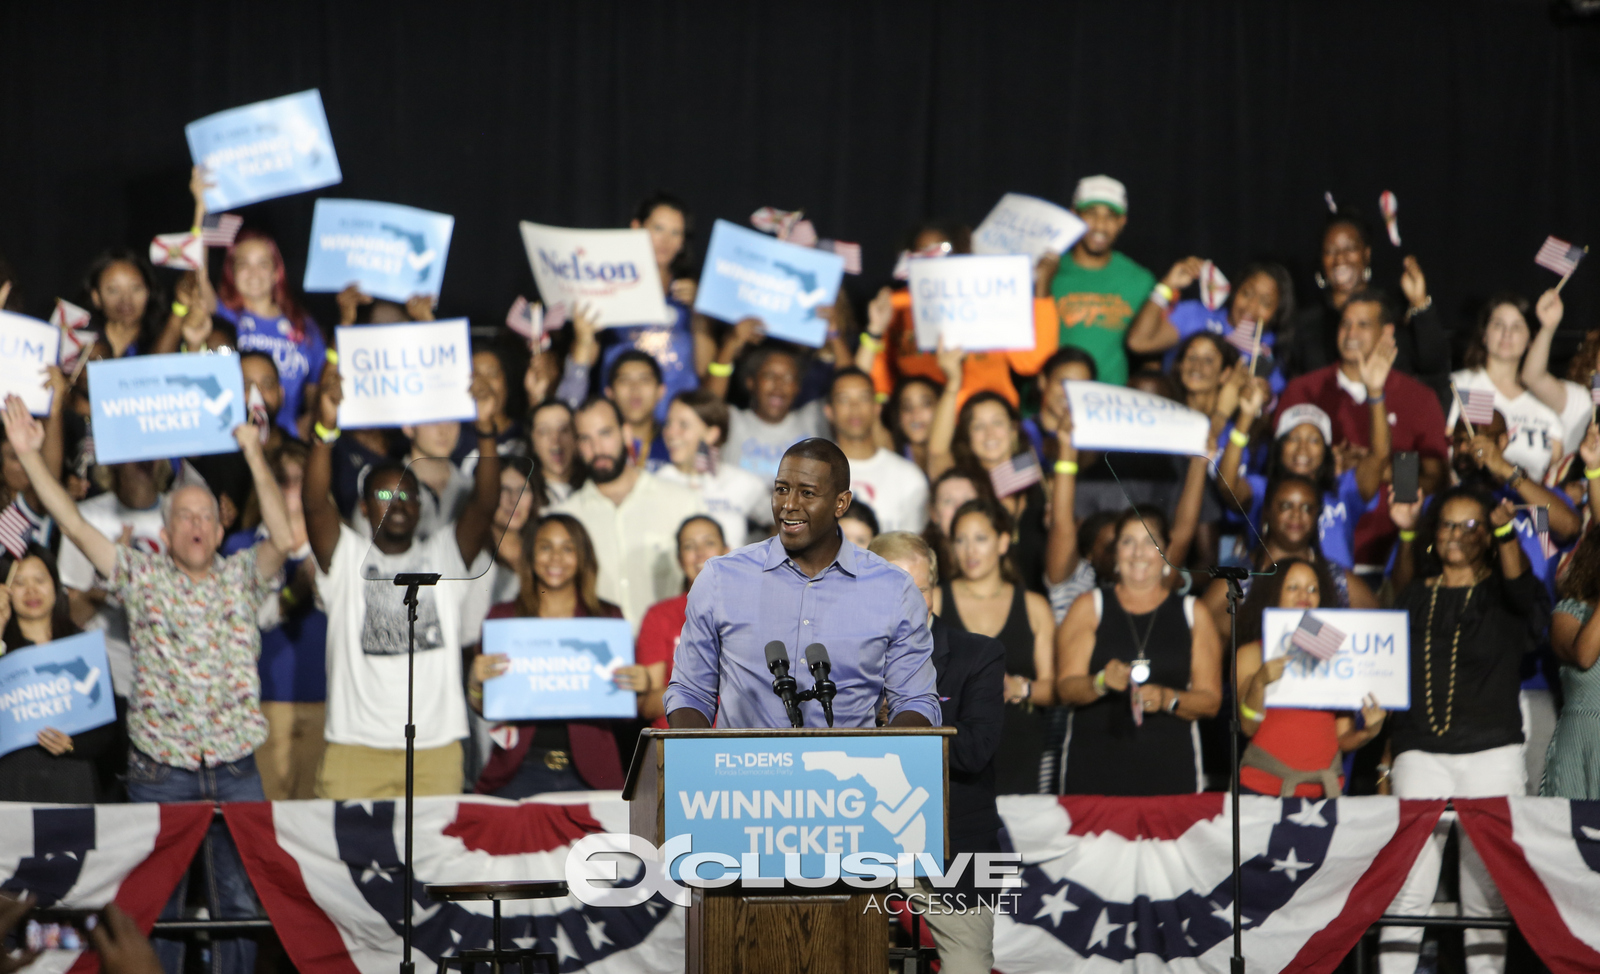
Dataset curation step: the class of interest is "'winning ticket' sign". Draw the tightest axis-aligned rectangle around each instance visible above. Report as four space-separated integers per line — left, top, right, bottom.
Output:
334 320 475 429
0 311 61 416
971 193 1088 260
518 222 672 328
88 353 246 464
0 631 116 759
185 89 342 210
694 219 846 348
908 255 1034 352
1261 608 1411 711
480 617 636 721
1064 380 1212 457
303 199 455 303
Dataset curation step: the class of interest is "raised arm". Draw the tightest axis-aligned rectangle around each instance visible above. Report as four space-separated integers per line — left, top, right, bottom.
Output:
924 340 965 480
856 288 893 374
1125 257 1200 355
3 396 115 578
1398 257 1451 380
235 424 294 580
1523 290 1570 415
1044 416 1079 586
1389 489 1422 597
1165 454 1208 577
1476 431 1581 542
304 366 345 572
454 376 504 566
1214 378 1264 508
1489 498 1529 580
704 317 763 400
1354 334 1397 502
40 366 68 482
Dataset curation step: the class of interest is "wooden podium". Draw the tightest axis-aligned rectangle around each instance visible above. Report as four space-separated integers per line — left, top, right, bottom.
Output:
623 727 952 974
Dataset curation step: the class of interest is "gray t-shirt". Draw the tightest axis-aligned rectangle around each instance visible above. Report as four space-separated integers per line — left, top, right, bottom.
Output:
724 401 827 482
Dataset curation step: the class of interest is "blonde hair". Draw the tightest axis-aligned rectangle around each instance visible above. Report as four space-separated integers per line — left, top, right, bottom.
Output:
868 531 938 585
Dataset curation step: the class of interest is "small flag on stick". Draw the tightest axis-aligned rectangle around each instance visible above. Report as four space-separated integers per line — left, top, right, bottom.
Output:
1379 191 1401 246
201 213 244 248
1461 388 1496 429
989 450 1042 498
1199 260 1230 311
1290 612 1347 661
0 502 35 559
1536 236 1586 278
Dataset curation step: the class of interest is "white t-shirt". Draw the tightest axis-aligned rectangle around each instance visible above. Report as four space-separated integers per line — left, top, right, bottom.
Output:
1448 369 1568 481
653 462 770 547
316 522 482 750
1548 377 1593 458
725 401 827 482
845 448 929 534
57 492 167 696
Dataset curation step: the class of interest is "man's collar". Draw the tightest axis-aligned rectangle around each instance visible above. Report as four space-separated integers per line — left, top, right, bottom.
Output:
761 530 859 576
1335 366 1368 404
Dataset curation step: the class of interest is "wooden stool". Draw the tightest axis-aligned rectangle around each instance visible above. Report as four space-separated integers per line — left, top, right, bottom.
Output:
424 880 568 974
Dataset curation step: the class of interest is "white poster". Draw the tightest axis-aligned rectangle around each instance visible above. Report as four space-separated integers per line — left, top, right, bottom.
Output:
0 311 62 416
908 254 1034 352
518 222 672 328
335 320 475 429
1064 380 1211 456
971 192 1088 260
1261 607 1411 710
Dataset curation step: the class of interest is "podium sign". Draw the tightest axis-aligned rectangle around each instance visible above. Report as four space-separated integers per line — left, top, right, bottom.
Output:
662 734 945 881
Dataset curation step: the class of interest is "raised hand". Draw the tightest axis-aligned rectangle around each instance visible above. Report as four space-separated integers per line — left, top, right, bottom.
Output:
1581 423 1600 471
1237 375 1269 423
189 165 215 212
1400 256 1429 309
1359 693 1386 731
404 294 435 322
669 278 698 307
2 395 45 455
866 287 894 338
934 334 966 381
1034 252 1062 298
1388 486 1423 530
1489 497 1516 529
1536 288 1564 331
469 373 496 427
317 365 343 430
1359 333 1398 396
233 423 265 459
1162 257 1205 292
336 284 373 326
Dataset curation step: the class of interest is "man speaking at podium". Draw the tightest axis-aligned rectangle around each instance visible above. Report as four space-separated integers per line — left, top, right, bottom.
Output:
662 438 940 729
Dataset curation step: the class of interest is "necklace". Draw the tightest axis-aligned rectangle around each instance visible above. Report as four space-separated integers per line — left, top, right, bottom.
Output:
1422 576 1478 737
1120 589 1161 661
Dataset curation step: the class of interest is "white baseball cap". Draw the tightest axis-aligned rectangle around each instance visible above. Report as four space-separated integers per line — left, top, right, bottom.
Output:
1072 175 1128 215
1275 404 1333 445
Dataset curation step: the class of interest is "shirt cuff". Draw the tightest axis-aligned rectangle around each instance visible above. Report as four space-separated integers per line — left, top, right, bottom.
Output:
889 694 943 728
661 682 714 724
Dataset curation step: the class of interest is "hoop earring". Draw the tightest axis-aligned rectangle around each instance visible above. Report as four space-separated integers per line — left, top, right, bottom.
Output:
1362 266 1372 282
1314 272 1326 290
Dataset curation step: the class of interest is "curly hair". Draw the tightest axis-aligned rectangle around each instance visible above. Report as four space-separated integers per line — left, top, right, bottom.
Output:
1559 524 1600 603
1235 556 1339 646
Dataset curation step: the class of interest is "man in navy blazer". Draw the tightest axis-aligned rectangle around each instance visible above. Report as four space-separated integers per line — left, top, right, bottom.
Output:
870 532 1005 974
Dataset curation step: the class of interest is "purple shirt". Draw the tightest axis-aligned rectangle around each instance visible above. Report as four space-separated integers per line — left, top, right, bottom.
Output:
663 534 941 729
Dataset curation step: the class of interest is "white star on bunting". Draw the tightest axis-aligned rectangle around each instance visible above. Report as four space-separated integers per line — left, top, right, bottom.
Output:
1033 884 1078 927
1271 848 1315 883
1087 909 1123 949
1287 799 1330 828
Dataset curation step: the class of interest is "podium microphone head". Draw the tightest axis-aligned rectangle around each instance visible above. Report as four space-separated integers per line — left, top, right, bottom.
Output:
765 641 790 672
804 643 830 670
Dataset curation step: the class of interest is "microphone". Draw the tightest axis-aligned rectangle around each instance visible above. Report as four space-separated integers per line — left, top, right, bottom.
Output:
764 641 803 728
804 643 836 728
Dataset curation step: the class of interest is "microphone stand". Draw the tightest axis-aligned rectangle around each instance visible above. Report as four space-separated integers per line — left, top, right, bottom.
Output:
1204 564 1250 974
393 572 441 974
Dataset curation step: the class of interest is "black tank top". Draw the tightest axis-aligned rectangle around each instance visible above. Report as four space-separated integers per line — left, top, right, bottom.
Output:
941 579 1046 794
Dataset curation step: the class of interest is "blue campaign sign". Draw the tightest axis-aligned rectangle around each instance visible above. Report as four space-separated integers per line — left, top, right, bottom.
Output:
0 631 116 758
185 90 341 210
480 618 636 721
694 219 845 348
88 353 245 465
302 199 455 303
662 734 945 881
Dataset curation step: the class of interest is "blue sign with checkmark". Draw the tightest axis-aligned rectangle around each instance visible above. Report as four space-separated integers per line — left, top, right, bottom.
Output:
303 199 456 303
87 353 246 464
0 631 116 758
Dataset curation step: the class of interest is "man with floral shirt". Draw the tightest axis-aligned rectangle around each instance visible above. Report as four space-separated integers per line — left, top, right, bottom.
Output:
4 393 293 974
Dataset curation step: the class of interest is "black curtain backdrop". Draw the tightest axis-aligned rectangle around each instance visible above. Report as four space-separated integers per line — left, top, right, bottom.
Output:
2 1 1597 360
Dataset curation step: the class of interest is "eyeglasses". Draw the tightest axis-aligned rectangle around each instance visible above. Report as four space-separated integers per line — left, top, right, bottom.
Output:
1437 518 1483 535
372 489 413 503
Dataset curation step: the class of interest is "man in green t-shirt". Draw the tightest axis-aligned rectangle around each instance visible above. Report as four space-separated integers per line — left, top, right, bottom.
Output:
1049 175 1156 386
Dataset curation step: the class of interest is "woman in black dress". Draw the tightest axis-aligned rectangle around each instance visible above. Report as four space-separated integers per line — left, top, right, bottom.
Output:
935 499 1056 793
1054 506 1223 795
0 545 117 803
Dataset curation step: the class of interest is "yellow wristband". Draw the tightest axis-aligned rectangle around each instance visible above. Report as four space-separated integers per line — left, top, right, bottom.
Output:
1239 702 1264 722
875 392 890 404
171 301 189 318
1494 521 1516 538
190 226 201 236
1586 466 1600 481
1054 459 1079 475
313 421 340 444
1229 428 1250 448
859 333 883 353
1398 530 1416 543
707 361 734 378
325 348 338 365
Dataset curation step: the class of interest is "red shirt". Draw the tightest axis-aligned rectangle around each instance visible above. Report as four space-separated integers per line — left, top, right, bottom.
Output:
637 593 689 730
1241 708 1342 798
1276 365 1448 567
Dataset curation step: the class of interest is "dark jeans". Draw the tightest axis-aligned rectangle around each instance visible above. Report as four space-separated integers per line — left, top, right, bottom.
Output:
125 749 264 974
491 749 588 799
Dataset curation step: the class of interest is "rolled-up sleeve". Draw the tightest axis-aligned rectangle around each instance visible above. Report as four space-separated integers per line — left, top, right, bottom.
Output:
882 574 941 725
661 563 723 723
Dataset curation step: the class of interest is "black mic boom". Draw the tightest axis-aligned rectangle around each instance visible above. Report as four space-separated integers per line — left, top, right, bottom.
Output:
765 640 803 728
804 643 836 727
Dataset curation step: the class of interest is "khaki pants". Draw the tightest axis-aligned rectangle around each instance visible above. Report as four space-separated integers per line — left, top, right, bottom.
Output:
257 702 326 800
315 741 465 800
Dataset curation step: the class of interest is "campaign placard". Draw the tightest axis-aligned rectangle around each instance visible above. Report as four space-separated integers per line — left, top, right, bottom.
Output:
1064 380 1212 456
0 311 61 416
480 617 636 721
303 199 455 303
0 631 116 759
1261 608 1411 710
694 219 846 348
908 254 1035 352
335 320 475 429
87 353 245 464
518 222 672 328
185 89 341 211
662 735 947 881
971 192 1088 260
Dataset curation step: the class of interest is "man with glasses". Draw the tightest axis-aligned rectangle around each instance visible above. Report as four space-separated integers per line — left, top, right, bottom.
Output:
303 364 502 799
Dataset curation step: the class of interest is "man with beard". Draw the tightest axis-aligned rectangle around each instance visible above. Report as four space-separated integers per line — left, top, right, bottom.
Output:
1048 175 1155 386
554 396 705 628
304 364 502 799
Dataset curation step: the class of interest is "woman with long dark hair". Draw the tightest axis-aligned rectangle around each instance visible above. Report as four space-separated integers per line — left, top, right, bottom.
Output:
1448 292 1568 483
81 248 168 358
0 545 117 802
1149 261 1296 396
469 514 626 797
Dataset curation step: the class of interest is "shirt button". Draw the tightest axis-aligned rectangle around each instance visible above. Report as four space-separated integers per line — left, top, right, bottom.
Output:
803 620 810 625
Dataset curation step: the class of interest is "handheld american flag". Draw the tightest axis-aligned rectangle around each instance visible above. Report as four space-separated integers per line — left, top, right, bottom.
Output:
201 212 244 248
1290 612 1346 661
0 502 35 559
818 240 863 275
1224 320 1259 356
1461 388 1496 429
989 450 1042 498
1535 236 1585 278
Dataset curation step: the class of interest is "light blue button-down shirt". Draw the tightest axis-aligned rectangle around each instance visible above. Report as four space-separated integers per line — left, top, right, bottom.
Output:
662 534 941 729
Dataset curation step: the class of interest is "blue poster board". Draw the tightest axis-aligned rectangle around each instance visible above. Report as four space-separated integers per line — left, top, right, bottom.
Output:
87 353 245 464
303 199 456 303
0 631 116 758
185 90 341 210
480 618 636 721
662 735 946 881
694 220 845 348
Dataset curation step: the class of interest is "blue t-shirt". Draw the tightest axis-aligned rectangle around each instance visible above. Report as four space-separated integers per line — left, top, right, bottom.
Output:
1246 468 1375 571
1165 300 1285 397
600 294 697 423
222 530 328 702
217 305 327 431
